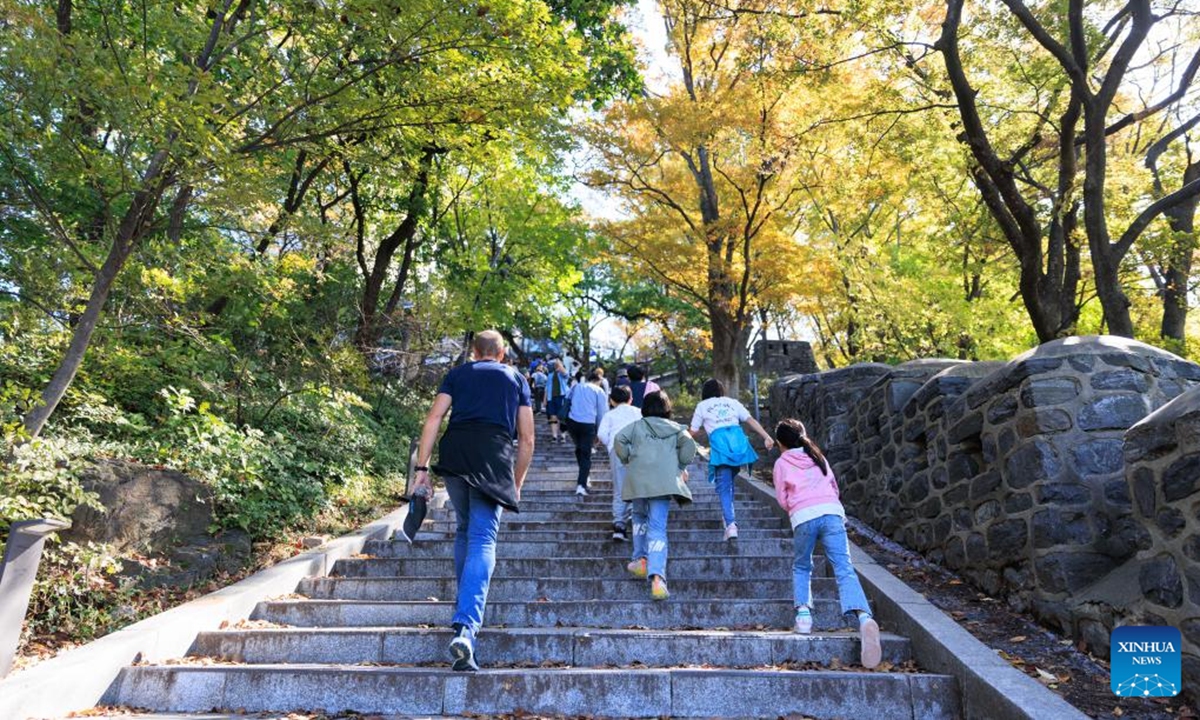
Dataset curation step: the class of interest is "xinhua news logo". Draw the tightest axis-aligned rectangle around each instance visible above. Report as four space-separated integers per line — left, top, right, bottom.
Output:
1110 626 1182 698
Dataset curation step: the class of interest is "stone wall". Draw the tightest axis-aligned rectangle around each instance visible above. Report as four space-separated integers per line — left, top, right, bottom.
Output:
1123 385 1200 687
769 336 1200 685
752 339 819 376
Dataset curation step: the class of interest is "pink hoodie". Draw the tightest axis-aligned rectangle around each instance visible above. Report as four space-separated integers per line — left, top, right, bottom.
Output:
773 449 844 522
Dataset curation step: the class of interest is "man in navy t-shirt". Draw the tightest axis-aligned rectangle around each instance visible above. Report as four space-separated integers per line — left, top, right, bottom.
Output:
436 357 530 437
411 330 534 672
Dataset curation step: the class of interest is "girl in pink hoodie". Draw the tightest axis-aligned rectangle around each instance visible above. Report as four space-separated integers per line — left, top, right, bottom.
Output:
773 418 881 669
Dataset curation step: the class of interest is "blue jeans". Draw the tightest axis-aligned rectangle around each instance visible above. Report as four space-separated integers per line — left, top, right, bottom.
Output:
792 514 871 622
445 476 504 636
610 449 631 529
631 497 671 580
713 465 737 525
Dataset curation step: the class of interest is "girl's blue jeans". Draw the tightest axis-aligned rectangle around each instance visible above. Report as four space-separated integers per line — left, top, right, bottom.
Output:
792 514 872 623
713 465 737 525
631 497 671 580
445 476 504 637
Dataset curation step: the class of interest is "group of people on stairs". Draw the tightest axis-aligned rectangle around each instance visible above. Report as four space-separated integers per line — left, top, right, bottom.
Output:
410 330 882 674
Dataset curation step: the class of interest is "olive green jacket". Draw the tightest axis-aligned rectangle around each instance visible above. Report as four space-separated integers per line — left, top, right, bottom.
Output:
614 417 697 504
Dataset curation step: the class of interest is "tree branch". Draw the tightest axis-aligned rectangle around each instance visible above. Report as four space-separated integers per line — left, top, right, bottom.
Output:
1114 176 1200 257
998 0 1087 87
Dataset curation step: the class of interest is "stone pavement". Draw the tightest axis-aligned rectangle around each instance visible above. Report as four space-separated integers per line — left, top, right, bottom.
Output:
92 421 961 718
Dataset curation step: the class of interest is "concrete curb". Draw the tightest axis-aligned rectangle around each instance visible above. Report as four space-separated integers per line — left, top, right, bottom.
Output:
735 472 1089 720
0 502 414 720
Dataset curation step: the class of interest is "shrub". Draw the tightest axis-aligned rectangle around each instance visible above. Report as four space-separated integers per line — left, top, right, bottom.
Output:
22 541 133 644
0 438 102 541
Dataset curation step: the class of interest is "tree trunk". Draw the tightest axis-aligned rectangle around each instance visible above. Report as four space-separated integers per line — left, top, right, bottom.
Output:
355 149 435 354
1080 113 1136 338
581 320 593 373
23 153 171 438
710 303 744 397
940 1 1084 343
1160 162 1200 343
1161 263 1190 343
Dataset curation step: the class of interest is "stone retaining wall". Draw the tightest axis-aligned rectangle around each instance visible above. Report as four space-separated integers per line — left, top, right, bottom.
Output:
1123 386 1200 687
769 336 1200 689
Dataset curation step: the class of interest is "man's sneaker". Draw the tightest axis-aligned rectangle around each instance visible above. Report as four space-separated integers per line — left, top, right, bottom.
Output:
723 522 739 542
626 557 648 578
793 607 813 634
575 485 589 497
650 576 669 601
449 626 479 672
859 614 882 669
612 524 627 541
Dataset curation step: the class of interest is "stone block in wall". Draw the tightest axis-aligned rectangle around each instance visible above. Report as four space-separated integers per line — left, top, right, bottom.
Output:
1004 439 1064 488
1078 394 1150 431
1072 439 1124 477
1019 377 1082 407
1035 552 1119 594
1032 509 1093 548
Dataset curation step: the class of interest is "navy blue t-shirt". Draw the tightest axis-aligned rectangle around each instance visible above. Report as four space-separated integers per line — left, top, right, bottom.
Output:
438 360 531 436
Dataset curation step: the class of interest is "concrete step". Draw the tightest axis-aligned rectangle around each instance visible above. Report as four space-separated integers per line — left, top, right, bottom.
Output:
364 538 796 558
517 488 759 498
516 488 761 497
107 665 958 718
190 627 912 667
419 518 790 533
298 575 825 601
413 528 793 542
83 715 462 720
251 598 852 629
331 555 822 579
424 508 785 522
498 501 764 513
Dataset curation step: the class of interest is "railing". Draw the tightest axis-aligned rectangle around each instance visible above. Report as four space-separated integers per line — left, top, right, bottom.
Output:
0 517 70 678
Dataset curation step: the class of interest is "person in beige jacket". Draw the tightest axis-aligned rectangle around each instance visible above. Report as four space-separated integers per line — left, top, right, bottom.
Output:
614 390 697 600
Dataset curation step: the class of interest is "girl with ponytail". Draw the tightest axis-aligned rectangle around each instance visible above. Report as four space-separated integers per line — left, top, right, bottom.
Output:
773 418 882 669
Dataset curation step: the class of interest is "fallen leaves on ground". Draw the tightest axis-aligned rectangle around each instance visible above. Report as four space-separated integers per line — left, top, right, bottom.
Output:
231 618 290 629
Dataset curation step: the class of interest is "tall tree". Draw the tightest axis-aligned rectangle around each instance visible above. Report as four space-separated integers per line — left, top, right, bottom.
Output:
937 0 1200 340
587 0 839 393
1143 112 1200 347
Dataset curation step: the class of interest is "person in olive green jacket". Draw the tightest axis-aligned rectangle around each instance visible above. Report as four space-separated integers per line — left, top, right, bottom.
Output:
614 390 697 600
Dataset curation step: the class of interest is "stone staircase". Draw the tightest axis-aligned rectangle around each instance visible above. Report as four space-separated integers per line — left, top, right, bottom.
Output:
97 421 961 718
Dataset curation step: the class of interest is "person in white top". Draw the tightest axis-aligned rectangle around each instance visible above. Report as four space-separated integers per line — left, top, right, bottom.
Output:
598 385 643 540
689 379 774 541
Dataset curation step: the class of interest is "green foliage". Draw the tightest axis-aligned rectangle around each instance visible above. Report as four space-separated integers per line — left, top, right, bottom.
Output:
0 439 102 539
23 541 134 644
124 385 419 537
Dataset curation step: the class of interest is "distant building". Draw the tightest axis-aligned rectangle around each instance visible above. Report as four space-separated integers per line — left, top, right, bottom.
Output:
752 339 818 376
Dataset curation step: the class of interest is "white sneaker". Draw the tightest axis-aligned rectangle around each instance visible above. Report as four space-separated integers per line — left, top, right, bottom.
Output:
723 523 738 541
859 615 882 669
575 485 589 497
794 607 813 634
